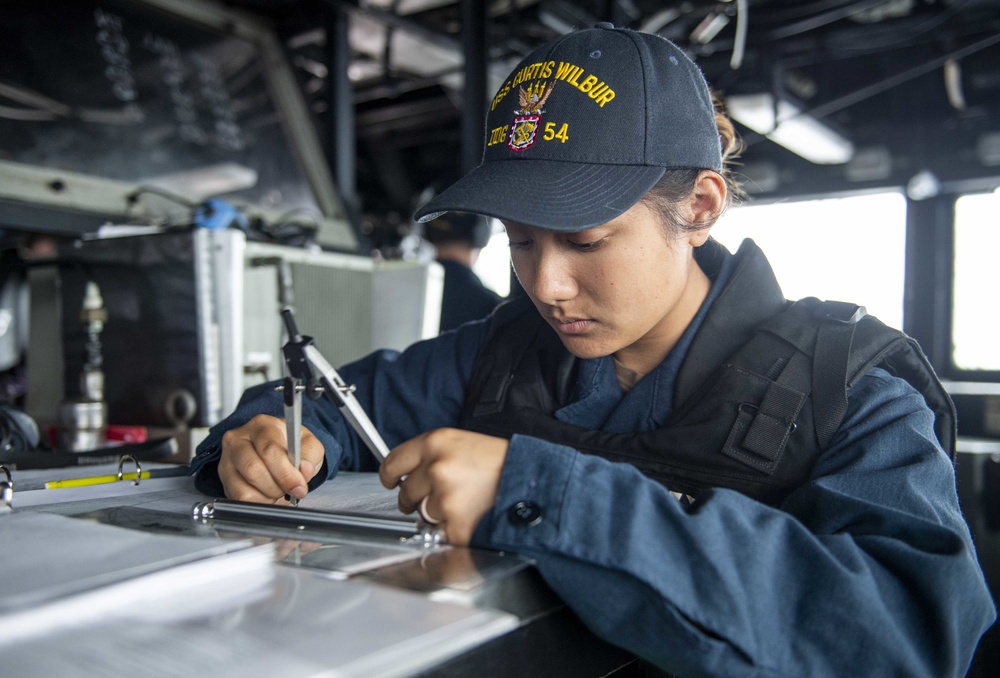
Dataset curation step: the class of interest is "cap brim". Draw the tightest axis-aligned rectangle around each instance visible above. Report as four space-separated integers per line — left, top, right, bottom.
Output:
413 159 666 232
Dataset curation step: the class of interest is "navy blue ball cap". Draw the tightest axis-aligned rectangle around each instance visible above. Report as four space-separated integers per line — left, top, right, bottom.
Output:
414 25 722 232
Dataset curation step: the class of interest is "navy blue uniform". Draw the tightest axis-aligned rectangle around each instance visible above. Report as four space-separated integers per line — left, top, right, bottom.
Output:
193 239 994 676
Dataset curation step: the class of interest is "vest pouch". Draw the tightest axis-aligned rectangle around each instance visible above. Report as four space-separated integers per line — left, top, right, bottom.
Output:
465 361 816 505
718 367 808 475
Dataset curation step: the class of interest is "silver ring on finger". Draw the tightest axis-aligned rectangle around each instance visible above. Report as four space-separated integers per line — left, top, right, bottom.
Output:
418 495 442 525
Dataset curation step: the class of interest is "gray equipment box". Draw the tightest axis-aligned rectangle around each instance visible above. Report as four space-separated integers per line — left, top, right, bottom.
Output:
30 230 441 430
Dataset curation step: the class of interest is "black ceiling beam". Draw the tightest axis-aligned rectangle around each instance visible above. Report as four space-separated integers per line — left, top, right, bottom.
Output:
461 0 488 174
323 0 360 231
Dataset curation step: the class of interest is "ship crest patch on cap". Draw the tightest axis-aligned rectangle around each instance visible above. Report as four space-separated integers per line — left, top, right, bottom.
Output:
507 81 555 153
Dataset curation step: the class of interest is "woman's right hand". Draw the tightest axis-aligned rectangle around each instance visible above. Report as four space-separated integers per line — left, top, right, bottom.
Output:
218 414 325 504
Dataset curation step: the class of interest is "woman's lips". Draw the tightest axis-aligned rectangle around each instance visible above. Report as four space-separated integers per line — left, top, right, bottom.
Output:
552 317 593 335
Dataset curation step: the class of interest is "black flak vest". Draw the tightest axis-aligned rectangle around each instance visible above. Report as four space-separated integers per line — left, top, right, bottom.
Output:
458 239 955 506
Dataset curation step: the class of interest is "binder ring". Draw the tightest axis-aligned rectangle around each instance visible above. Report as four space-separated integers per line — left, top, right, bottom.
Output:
1 464 12 508
118 454 142 486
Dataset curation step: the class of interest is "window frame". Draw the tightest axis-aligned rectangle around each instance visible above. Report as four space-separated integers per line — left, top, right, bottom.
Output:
904 191 1000 383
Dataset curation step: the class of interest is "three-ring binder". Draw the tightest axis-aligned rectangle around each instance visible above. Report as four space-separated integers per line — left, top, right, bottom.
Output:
2 455 188 494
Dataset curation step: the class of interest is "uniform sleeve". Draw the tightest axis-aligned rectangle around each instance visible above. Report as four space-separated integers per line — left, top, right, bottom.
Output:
472 368 996 677
189 320 490 494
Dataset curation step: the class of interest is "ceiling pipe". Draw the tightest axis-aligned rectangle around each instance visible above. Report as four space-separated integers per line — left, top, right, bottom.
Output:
800 30 1000 121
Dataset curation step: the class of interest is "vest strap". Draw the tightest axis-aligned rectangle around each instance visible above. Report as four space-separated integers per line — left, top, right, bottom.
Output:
812 305 866 449
722 351 809 472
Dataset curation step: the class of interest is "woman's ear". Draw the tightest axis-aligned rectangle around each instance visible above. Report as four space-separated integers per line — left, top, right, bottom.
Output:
690 171 727 225
684 170 727 247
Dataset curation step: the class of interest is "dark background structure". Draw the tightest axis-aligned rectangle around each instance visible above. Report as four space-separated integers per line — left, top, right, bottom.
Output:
225 0 1000 239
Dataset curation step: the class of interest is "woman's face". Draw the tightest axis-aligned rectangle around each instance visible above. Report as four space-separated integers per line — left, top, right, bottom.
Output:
503 200 712 375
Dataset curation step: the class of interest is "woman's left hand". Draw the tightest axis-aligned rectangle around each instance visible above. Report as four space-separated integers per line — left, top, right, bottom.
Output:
379 428 509 546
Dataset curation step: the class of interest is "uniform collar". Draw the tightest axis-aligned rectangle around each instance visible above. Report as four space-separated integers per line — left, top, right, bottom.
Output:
675 238 787 406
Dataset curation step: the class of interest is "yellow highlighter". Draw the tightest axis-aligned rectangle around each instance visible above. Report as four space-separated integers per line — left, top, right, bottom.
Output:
44 466 188 489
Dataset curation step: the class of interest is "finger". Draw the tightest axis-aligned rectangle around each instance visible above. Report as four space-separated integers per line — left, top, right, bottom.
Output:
380 436 425 489
259 433 312 497
396 469 432 515
418 495 443 525
390 442 436 514
219 458 288 505
219 457 288 503
297 541 323 555
220 417 296 501
299 427 325 482
234 434 296 499
273 539 299 561
299 459 319 483
219 439 283 502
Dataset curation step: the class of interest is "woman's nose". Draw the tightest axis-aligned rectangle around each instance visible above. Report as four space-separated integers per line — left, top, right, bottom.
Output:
531 247 577 305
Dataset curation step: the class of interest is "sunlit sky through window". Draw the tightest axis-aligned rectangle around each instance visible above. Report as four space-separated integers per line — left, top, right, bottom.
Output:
713 192 907 330
474 225 512 298
474 189 997 371
477 192 908 329
953 192 1000 371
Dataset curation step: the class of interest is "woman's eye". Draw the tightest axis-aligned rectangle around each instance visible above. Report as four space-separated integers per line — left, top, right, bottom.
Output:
508 240 531 250
572 239 604 252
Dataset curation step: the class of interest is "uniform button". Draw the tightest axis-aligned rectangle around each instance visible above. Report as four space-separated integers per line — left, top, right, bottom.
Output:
508 500 543 526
